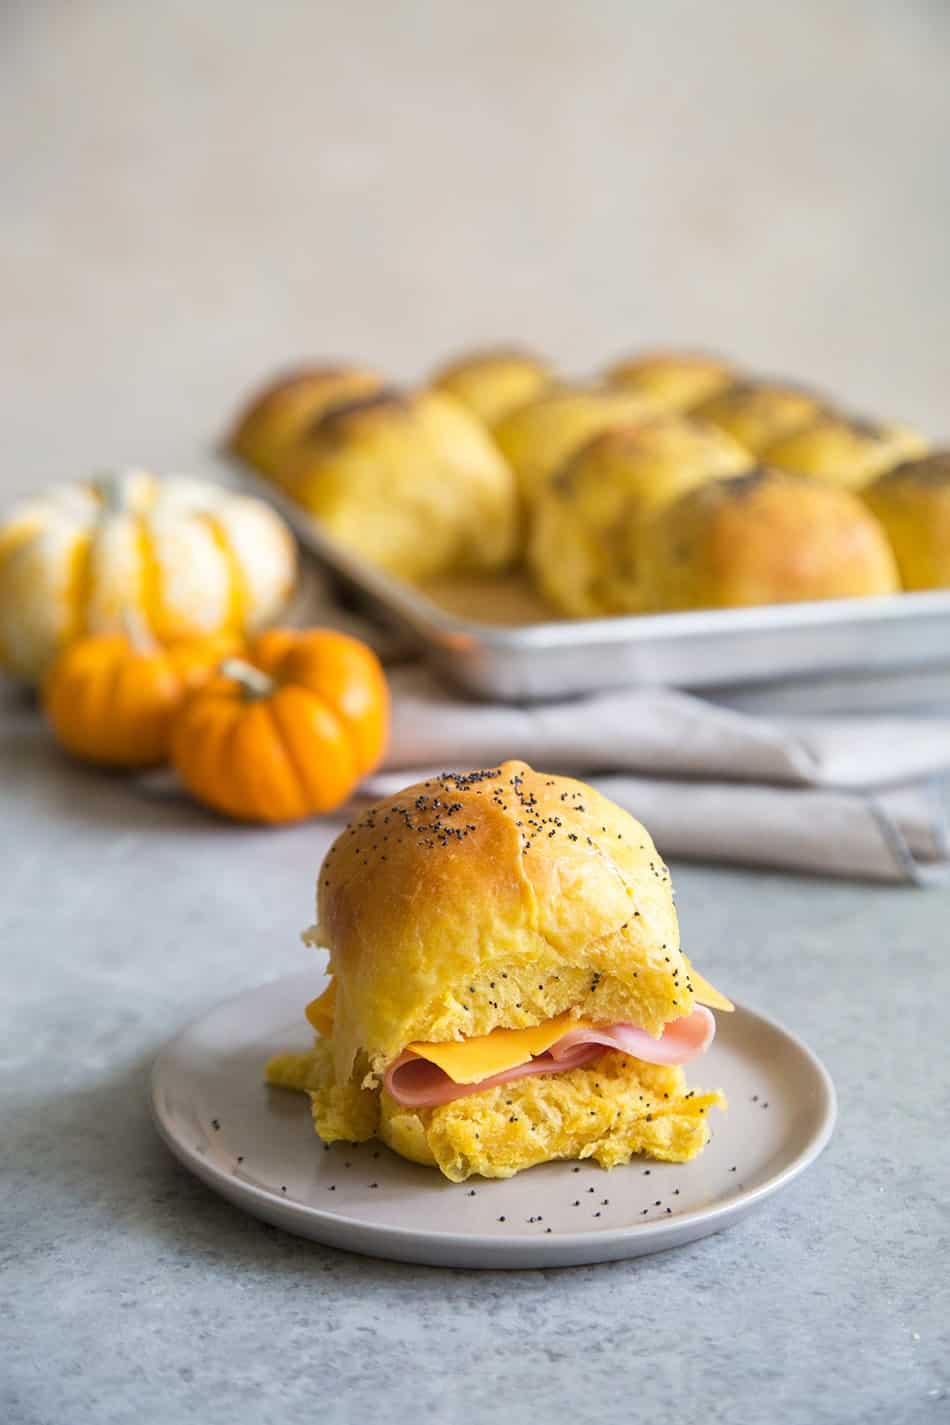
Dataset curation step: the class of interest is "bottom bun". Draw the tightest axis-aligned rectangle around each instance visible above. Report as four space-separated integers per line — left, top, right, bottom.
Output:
267 1041 724 1182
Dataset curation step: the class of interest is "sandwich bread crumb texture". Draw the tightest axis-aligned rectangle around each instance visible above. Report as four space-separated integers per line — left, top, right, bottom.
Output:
266 1040 724 1182
317 761 690 1083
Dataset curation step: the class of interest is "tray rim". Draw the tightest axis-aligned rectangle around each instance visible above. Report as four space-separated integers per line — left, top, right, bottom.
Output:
231 460 950 652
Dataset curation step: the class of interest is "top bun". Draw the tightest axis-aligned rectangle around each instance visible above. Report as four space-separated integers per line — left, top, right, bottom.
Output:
315 761 693 1086
430 347 553 427
282 388 518 581
762 414 927 490
604 349 735 412
227 364 386 484
528 416 751 616
493 386 660 505
692 379 825 455
640 467 899 610
863 451 950 589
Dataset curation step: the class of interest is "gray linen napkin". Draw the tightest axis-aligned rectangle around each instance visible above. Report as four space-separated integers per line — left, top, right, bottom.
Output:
268 556 950 882
359 666 950 883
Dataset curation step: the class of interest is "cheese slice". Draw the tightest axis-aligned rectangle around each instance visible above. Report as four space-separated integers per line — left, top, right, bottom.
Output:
685 965 734 1012
305 980 337 1037
304 964 733 1054
406 1011 583 1085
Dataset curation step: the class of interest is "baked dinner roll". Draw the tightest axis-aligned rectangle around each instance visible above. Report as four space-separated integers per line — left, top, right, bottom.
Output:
281 388 518 582
528 417 752 616
266 761 730 1181
227 364 386 484
863 452 950 589
430 347 554 427
493 386 659 506
604 350 735 412
762 414 927 490
692 379 825 455
640 467 899 611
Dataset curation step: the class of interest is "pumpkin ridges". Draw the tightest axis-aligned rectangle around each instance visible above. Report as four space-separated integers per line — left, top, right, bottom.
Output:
275 629 389 775
174 695 244 817
44 655 91 758
79 639 128 762
171 689 311 826
112 647 181 764
62 529 94 649
46 638 117 763
83 508 142 638
125 644 182 764
249 627 298 675
167 625 387 823
214 700 291 822
148 513 233 642
201 511 248 635
173 682 239 748
88 641 128 762
233 701 309 823
267 684 357 814
136 517 165 642
0 472 297 684
44 630 232 769
206 702 258 821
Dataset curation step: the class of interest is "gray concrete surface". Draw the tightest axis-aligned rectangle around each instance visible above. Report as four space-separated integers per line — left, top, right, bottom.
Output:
3 695 949 1425
3 3 950 1423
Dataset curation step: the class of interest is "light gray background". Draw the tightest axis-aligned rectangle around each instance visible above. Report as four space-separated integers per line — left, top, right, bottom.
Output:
3 0 950 494
2 3 949 1423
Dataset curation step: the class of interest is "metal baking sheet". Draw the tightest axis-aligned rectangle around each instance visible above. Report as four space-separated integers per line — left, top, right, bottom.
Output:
234 467 950 703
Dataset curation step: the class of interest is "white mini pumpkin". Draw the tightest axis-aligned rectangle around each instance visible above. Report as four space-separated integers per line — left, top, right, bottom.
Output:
0 470 297 683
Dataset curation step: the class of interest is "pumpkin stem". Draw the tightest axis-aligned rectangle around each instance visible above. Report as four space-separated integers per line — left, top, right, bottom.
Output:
219 657 275 701
121 606 155 654
96 471 131 514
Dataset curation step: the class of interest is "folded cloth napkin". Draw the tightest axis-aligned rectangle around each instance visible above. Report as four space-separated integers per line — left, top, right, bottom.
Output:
356 666 950 884
250 561 950 882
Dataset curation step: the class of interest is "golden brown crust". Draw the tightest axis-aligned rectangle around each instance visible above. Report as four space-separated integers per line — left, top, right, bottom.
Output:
315 761 688 1085
640 467 899 610
308 387 413 441
762 415 928 490
227 364 386 482
528 416 752 615
493 386 661 504
863 452 950 589
430 347 553 426
604 350 735 412
280 388 518 581
692 380 826 455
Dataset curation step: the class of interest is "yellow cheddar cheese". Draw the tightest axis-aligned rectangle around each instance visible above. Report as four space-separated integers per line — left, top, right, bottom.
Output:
305 967 733 1068
406 1010 583 1084
685 967 734 1013
305 980 337 1037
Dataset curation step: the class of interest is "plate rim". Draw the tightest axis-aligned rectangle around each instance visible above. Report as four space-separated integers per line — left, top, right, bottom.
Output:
150 972 837 1258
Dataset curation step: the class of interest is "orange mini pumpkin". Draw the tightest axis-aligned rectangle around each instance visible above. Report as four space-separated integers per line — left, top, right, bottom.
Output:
43 620 238 768
170 628 389 823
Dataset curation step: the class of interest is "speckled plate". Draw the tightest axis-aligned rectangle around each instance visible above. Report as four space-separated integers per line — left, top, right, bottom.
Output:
150 972 836 1269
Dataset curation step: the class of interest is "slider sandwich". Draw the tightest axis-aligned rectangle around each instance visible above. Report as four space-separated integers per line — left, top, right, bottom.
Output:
267 761 730 1181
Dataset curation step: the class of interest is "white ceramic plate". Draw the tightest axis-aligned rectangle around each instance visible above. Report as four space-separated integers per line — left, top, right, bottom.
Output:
151 972 836 1269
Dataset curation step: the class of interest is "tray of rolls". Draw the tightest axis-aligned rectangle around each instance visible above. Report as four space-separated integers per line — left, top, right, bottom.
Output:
223 348 950 702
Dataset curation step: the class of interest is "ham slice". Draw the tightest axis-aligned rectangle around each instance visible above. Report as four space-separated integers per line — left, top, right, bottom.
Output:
384 1006 715 1109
